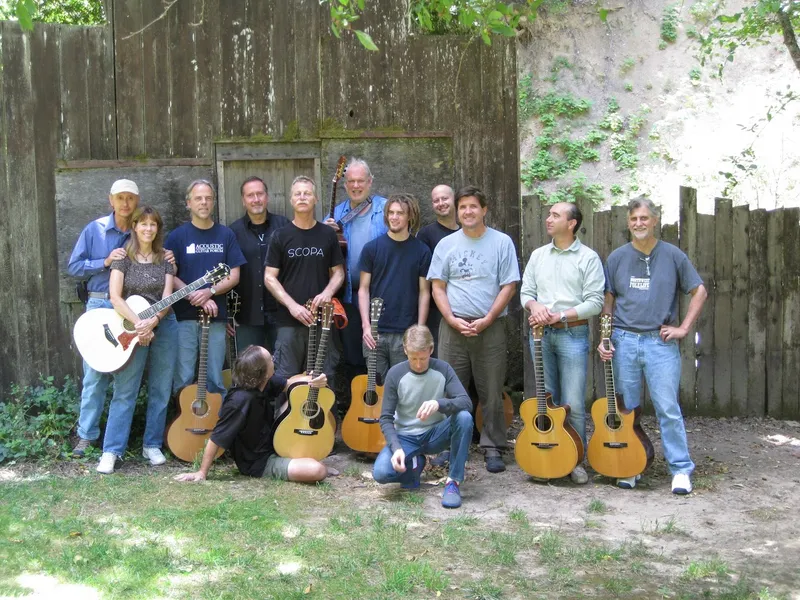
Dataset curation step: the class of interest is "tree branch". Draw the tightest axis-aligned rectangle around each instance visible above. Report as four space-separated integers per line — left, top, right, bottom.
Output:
121 0 179 40
778 7 800 73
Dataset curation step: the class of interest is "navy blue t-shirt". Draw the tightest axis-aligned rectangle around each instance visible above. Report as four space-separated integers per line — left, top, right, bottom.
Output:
359 234 431 333
165 222 247 321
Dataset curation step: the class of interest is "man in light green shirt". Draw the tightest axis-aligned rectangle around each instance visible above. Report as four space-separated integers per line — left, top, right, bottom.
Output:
519 202 605 485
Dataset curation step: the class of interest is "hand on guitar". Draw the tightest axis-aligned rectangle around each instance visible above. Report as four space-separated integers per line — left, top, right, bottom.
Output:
391 448 407 473
416 400 440 421
362 327 377 350
289 301 315 326
186 287 214 307
134 316 159 337
293 373 328 389
310 291 332 312
103 247 127 268
597 339 614 361
226 321 236 337
323 217 341 232
174 471 206 482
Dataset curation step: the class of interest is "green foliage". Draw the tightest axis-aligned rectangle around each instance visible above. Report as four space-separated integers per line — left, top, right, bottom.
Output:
689 66 702 81
0 0 104 26
620 57 636 74
551 55 573 73
658 40 668 50
661 5 680 43
610 134 639 169
518 74 536 121
0 376 79 462
585 128 607 144
690 0 725 24
686 25 699 38
624 82 633 92
534 92 592 118
610 184 624 196
535 173 605 206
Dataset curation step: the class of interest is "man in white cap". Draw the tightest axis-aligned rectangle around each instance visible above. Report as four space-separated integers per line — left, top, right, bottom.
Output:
67 179 141 457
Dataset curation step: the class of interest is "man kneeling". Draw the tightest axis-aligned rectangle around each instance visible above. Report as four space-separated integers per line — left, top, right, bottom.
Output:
175 345 328 484
374 325 473 508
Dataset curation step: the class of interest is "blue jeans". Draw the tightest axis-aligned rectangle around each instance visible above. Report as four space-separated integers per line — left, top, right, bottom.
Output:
533 324 590 448
372 411 474 484
611 329 694 476
103 315 178 456
173 319 227 394
77 298 114 441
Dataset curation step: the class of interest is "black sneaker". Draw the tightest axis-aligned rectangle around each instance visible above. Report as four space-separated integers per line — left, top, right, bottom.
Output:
485 454 505 473
72 438 93 458
430 450 450 467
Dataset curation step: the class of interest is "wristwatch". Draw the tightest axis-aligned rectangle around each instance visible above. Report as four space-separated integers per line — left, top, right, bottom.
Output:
559 311 568 324
210 287 217 296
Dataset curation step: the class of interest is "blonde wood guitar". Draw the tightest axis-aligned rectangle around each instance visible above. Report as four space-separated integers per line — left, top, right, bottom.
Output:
342 297 385 454
515 325 584 479
166 313 224 462
273 302 336 460
587 315 654 478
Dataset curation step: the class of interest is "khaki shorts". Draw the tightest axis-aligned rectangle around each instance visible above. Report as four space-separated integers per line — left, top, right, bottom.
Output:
264 454 291 481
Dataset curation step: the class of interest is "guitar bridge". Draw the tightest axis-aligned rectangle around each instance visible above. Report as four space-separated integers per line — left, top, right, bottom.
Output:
603 442 628 448
294 429 319 436
185 428 213 434
532 443 558 449
357 418 380 424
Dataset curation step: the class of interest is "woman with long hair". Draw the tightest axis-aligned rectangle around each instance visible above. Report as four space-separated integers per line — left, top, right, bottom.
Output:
97 206 178 474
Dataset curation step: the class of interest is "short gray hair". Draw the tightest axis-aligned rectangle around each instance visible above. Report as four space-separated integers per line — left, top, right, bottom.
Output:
346 158 373 179
185 179 215 202
627 196 661 219
291 175 317 196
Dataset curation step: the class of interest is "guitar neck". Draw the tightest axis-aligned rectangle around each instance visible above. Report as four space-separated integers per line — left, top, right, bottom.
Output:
307 327 330 406
197 320 209 402
137 276 212 319
603 338 616 414
306 322 318 374
533 337 547 415
367 320 378 392
328 178 339 220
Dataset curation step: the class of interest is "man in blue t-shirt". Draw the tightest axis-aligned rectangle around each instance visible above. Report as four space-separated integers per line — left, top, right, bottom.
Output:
358 193 431 383
598 196 707 495
165 180 246 395
325 158 388 371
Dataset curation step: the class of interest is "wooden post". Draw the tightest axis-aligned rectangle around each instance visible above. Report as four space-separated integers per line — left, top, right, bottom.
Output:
747 209 768 416
521 194 544 400
678 187 698 414
730 205 750 416
781 208 800 419
713 198 733 415
695 213 716 415
766 209 785 417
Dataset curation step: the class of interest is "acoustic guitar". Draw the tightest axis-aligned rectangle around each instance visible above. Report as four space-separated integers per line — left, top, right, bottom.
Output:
514 325 584 479
166 312 224 463
73 263 230 373
221 290 241 390
587 315 654 478
273 302 336 460
475 391 514 433
342 297 386 454
327 155 348 257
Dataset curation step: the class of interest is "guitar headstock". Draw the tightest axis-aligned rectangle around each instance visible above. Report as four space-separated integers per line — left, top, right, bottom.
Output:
204 263 231 285
532 325 544 341
370 297 384 323
600 314 612 339
198 310 212 327
305 300 320 324
332 155 347 184
320 302 334 330
227 290 241 319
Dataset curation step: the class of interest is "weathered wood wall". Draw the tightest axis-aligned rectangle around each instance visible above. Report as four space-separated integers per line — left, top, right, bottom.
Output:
0 0 521 392
521 187 800 420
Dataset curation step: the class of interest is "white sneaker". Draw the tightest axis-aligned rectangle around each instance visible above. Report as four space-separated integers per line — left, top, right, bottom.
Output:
617 474 642 489
671 473 692 495
143 447 167 466
96 452 117 474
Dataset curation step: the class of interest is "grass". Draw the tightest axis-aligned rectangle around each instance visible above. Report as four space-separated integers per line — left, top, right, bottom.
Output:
587 498 608 514
0 474 786 599
643 515 686 536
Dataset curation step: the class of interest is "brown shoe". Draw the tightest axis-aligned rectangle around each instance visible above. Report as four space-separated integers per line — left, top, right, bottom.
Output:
72 438 93 457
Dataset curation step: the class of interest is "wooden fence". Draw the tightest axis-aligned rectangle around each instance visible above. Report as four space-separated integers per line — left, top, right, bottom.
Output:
521 186 800 420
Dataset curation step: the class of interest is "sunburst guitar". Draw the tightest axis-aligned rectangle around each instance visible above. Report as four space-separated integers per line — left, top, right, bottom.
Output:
342 297 385 454
515 325 584 479
166 312 224 462
587 315 654 478
273 302 336 461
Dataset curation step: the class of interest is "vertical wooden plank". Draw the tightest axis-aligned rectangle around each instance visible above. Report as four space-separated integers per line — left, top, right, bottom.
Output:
218 0 247 137
694 213 715 415
678 186 698 414
592 209 611 400
766 209 784 417
293 0 320 137
169 0 199 157
59 27 90 160
713 198 732 415
747 209 768 416
249 0 274 136
86 26 117 159
780 208 800 419
521 194 544 400
194 0 221 156
661 222 678 246
114 0 145 157
141 0 172 156
730 205 749 416
610 205 629 250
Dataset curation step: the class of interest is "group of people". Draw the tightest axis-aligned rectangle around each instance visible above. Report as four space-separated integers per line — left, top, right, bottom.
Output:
68 156 706 508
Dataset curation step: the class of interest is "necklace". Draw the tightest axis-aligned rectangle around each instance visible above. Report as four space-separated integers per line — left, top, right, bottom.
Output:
137 250 154 263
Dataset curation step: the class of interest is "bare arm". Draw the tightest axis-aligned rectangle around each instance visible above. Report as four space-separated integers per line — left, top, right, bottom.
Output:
359 271 376 350
661 284 708 342
264 265 314 325
473 282 517 333
432 279 474 336
173 439 221 482
312 264 345 310
417 277 430 325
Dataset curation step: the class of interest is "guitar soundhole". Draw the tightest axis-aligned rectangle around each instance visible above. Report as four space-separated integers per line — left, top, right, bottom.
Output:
364 390 378 407
122 319 135 332
191 400 209 417
605 413 623 430
534 414 553 433
302 402 321 419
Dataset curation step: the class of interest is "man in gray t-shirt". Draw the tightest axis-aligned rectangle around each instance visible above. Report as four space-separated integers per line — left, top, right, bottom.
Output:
598 197 707 495
427 185 520 473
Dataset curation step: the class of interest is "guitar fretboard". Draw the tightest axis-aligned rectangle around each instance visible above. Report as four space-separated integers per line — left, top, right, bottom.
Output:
197 318 209 403
603 338 617 415
533 336 547 416
367 318 379 392
135 276 213 320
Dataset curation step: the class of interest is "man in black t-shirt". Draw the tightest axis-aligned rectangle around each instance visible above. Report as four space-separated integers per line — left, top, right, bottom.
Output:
416 184 459 357
230 176 290 353
264 176 345 382
174 345 329 483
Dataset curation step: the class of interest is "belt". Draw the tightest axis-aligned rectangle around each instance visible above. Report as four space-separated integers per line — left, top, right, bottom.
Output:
453 315 481 323
88 292 110 299
548 319 588 330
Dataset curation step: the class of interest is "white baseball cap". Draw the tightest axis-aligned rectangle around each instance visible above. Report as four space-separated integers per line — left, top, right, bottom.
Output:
110 179 140 196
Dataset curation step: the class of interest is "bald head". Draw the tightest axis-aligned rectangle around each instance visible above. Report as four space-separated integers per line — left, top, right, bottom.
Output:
431 184 455 221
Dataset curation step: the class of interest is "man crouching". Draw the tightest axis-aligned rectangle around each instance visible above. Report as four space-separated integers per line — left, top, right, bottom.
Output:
373 325 473 508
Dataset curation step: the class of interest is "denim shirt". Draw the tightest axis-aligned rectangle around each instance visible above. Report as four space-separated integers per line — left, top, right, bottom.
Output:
333 195 388 302
67 212 131 293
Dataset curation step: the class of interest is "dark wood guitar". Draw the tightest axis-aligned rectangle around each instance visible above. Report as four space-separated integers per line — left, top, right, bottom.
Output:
342 297 386 454
587 315 655 478
273 302 336 460
328 155 348 257
166 312 224 462
514 325 584 479
221 289 240 390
